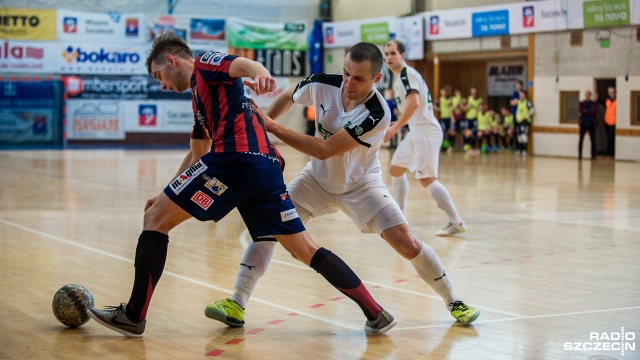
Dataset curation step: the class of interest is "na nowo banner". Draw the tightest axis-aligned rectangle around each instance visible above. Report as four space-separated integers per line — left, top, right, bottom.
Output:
57 10 146 44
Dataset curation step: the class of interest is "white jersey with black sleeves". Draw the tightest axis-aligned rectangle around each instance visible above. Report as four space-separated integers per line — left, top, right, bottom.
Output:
292 73 391 194
393 65 441 134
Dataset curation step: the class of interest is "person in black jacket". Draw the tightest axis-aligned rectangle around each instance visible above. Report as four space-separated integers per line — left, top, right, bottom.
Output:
578 90 598 160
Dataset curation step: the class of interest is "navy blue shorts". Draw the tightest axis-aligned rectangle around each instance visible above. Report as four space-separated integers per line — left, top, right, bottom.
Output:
163 152 305 240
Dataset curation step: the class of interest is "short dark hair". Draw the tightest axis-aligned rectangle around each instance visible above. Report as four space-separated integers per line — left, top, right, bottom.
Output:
145 31 192 76
385 39 406 54
346 42 383 77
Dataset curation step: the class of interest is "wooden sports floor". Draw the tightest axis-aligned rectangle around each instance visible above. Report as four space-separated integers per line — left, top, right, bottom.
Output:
0 146 638 360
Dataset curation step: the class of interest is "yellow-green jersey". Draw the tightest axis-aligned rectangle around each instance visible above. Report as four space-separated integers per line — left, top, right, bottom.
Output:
502 114 514 128
477 111 491 131
489 113 499 128
466 96 482 120
516 100 533 123
439 96 452 119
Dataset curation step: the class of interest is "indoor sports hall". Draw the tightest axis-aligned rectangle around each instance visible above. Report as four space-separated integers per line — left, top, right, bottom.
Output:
1 0 639 359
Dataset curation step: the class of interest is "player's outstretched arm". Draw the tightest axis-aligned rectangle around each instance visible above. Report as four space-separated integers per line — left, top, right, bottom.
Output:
251 100 359 160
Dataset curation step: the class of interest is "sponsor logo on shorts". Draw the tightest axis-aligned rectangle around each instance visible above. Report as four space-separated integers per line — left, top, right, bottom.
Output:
170 160 207 194
280 209 299 222
203 177 227 196
191 191 213 210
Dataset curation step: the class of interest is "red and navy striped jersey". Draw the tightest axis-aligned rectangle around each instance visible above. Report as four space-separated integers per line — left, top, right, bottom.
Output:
190 51 277 157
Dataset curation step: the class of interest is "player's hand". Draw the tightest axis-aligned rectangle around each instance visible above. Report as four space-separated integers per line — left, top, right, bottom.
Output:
145 196 158 211
250 99 277 132
384 124 399 142
243 75 276 96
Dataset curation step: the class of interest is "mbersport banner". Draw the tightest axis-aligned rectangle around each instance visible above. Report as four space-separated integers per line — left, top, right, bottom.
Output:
0 40 57 73
0 8 57 40
63 74 191 100
56 10 145 44
56 43 146 74
227 17 307 50
323 17 396 48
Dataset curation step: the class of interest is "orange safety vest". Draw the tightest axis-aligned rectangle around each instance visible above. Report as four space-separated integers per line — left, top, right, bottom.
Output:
605 98 616 126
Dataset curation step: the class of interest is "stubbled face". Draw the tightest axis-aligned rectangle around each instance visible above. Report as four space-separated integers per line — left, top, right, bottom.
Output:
383 42 404 73
342 54 379 101
151 54 190 93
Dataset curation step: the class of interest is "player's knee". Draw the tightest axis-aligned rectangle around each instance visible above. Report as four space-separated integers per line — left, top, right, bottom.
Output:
420 177 436 187
390 166 405 177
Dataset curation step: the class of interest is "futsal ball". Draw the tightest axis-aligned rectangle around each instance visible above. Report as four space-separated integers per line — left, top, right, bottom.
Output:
52 284 95 327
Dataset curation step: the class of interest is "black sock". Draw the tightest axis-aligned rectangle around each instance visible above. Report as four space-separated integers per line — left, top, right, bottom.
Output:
310 248 381 321
126 230 169 323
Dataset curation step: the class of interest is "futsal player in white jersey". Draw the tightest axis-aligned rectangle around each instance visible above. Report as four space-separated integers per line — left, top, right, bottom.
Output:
383 40 467 237
206 42 480 328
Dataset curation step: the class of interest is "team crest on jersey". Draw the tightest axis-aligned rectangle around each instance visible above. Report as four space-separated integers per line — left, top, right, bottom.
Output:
279 192 290 201
203 176 228 196
355 126 363 135
200 51 225 66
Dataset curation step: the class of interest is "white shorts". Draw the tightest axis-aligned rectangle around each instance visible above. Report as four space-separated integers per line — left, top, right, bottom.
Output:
288 167 407 233
390 130 442 179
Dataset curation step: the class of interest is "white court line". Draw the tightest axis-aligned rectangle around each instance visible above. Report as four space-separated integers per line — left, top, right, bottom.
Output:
394 305 640 330
0 218 360 331
239 229 523 318
6 218 636 333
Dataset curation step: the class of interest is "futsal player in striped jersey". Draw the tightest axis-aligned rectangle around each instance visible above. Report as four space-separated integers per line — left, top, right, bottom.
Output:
86 32 396 337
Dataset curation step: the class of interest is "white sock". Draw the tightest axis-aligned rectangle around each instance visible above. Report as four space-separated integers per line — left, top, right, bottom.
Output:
231 240 276 308
409 242 461 310
426 180 463 225
391 174 409 213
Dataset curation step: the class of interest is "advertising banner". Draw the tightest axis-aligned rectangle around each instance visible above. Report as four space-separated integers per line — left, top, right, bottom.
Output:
396 15 424 60
56 43 146 74
66 100 125 139
486 61 527 96
63 74 191 100
122 101 193 133
190 18 225 41
509 1 568 35
0 40 57 73
57 10 145 44
0 81 60 144
0 8 56 40
323 17 396 48
227 17 307 50
227 48 305 77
